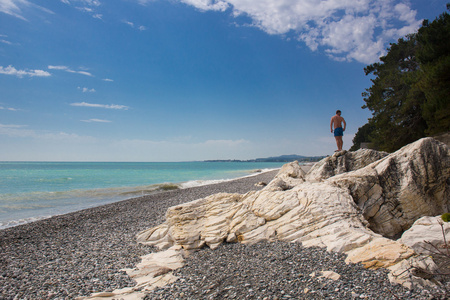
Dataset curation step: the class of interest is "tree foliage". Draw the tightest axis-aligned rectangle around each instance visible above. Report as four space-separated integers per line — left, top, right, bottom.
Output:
349 122 375 151
353 5 450 152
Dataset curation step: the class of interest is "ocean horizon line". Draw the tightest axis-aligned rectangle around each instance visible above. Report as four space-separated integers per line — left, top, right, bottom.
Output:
0 154 325 164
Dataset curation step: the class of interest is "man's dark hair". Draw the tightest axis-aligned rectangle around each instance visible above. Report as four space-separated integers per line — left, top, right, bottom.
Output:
336 110 341 114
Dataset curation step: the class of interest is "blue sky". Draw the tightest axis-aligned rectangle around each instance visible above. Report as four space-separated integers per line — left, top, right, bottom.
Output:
0 0 447 161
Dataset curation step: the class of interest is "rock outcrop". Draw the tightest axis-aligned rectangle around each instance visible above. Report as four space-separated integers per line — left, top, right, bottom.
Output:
84 137 449 299
329 138 449 239
305 148 389 182
138 138 449 253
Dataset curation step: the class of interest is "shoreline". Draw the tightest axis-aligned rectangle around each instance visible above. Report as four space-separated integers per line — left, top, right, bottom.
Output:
0 170 280 299
0 167 282 230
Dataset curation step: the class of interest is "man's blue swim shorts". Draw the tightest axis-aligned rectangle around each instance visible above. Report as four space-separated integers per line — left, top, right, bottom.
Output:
334 127 344 137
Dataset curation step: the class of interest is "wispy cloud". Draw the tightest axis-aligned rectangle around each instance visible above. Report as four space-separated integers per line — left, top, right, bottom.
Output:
0 124 25 128
0 105 19 111
48 65 93 77
0 0 53 21
81 118 112 123
0 65 51 77
123 20 134 27
0 34 12 45
78 86 96 93
103 78 114 82
123 19 147 31
70 102 130 110
61 0 102 19
155 0 422 64
0 0 32 21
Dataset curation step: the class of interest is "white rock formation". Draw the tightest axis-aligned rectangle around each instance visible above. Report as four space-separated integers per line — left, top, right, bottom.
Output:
83 137 449 299
329 138 449 239
80 246 185 300
387 215 450 289
305 148 389 182
139 137 448 247
398 215 450 255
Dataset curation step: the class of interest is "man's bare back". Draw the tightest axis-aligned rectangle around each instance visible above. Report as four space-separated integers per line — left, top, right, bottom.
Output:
330 115 345 130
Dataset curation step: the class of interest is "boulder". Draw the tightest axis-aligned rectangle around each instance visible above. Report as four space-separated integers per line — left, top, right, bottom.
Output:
328 138 449 239
398 215 450 255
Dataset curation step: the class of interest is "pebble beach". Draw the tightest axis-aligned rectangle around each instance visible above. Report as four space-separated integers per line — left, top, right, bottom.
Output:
0 170 446 299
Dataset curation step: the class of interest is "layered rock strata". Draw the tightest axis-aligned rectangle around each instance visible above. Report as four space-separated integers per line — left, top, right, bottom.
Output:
139 137 448 254
84 137 449 299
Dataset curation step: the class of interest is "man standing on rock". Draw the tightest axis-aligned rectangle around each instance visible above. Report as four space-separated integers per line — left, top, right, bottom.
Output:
330 110 346 152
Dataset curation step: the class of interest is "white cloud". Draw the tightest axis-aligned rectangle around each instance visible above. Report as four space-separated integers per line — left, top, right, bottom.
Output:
77 70 94 76
124 20 134 27
48 65 94 77
0 34 12 45
167 0 422 64
47 65 68 70
70 102 130 110
0 65 51 77
103 78 114 82
0 105 19 111
0 0 53 21
0 123 25 128
61 0 102 19
78 6 93 12
78 87 96 93
62 0 101 7
0 0 31 20
178 0 229 12
81 118 111 123
123 19 147 31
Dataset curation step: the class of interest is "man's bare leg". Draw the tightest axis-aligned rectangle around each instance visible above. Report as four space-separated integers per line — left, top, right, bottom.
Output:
335 136 343 151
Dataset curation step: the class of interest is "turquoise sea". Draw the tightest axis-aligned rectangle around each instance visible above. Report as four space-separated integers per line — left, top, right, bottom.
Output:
0 161 284 229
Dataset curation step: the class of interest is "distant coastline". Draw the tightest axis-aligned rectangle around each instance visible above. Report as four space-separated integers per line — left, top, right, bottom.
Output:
205 154 326 163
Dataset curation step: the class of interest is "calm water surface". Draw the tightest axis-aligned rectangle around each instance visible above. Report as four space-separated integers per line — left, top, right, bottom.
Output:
0 161 284 229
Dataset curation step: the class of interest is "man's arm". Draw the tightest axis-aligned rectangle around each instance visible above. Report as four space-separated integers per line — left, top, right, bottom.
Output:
330 117 334 132
342 118 346 131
